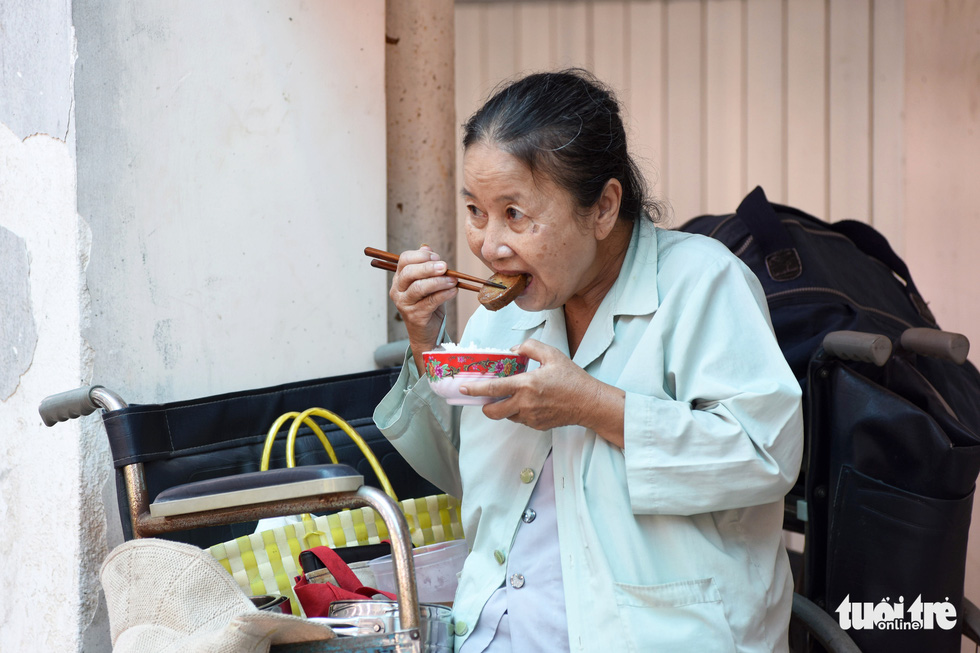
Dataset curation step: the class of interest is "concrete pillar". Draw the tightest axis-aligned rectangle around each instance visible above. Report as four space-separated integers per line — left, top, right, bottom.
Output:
385 0 457 343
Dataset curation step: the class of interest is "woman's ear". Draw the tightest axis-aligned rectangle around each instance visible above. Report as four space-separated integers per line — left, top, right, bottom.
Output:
594 178 623 240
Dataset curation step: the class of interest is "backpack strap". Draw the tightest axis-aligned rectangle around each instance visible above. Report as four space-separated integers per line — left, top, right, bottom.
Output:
828 220 937 325
735 186 803 282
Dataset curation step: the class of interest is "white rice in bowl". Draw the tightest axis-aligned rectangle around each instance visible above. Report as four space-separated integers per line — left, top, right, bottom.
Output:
434 342 514 354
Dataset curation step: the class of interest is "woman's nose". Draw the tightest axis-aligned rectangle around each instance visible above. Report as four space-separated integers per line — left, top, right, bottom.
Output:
481 220 514 262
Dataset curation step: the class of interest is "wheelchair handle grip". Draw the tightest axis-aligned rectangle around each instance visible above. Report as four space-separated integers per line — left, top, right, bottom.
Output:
821 331 893 366
900 327 970 364
39 385 127 426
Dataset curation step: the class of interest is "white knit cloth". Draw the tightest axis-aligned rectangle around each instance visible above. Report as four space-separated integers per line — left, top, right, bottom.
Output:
101 538 336 653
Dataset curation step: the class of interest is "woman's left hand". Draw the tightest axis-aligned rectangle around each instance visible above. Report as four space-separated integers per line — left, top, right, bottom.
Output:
460 339 626 447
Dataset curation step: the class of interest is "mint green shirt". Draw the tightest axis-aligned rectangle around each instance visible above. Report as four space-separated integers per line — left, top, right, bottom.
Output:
374 220 804 652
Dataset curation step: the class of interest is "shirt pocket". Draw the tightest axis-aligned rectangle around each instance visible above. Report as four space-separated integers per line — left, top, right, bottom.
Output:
612 577 736 653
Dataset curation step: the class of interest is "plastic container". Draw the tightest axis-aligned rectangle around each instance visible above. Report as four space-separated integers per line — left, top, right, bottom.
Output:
325 600 454 652
368 540 467 603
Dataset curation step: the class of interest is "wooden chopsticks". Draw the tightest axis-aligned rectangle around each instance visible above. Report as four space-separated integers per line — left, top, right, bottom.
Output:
368 259 482 292
364 247 504 292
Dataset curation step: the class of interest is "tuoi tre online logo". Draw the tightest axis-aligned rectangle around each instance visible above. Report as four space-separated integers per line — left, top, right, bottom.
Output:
836 594 958 631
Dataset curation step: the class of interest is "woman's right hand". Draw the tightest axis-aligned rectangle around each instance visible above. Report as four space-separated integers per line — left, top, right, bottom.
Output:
390 245 458 375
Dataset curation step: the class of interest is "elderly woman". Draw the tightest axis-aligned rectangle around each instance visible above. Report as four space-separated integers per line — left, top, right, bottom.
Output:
374 70 803 653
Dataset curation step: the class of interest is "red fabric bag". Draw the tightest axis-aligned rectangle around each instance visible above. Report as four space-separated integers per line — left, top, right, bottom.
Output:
293 546 396 617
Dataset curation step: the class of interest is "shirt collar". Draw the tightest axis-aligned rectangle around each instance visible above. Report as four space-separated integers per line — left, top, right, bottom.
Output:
508 218 661 333
608 217 661 318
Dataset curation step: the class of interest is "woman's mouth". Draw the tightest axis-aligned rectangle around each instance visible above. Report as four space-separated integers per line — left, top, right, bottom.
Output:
495 270 531 292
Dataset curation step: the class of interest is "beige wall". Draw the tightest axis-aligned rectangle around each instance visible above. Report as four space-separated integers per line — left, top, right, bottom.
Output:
453 0 977 376
454 0 976 357
904 0 980 372
454 0 911 329
456 0 980 372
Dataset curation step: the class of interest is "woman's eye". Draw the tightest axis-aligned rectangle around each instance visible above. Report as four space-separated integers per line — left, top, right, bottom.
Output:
467 205 485 219
506 207 525 221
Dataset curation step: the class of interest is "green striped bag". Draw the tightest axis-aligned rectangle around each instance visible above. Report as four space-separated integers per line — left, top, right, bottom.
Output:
210 494 464 613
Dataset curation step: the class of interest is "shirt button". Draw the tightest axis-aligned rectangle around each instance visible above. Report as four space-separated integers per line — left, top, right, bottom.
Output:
493 549 506 565
509 573 525 589
455 621 469 636
520 468 535 484
522 508 536 523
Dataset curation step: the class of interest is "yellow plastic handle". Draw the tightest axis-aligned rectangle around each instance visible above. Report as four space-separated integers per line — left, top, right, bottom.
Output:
285 407 399 502
261 411 339 471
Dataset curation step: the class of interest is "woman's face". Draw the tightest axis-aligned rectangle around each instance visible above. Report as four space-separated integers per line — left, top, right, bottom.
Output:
463 142 607 312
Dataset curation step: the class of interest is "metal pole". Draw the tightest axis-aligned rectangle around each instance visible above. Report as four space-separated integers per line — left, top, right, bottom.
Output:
354 485 421 633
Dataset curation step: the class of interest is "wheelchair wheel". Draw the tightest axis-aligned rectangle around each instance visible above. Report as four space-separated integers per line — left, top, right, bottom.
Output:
963 597 980 649
789 593 861 653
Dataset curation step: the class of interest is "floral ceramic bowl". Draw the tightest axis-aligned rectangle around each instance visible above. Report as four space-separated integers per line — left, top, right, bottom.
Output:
422 348 529 406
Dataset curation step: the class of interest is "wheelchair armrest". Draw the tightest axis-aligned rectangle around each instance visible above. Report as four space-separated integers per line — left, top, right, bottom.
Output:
149 464 363 517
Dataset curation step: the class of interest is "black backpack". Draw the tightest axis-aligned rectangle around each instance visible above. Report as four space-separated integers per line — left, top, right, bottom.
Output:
679 185 980 432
